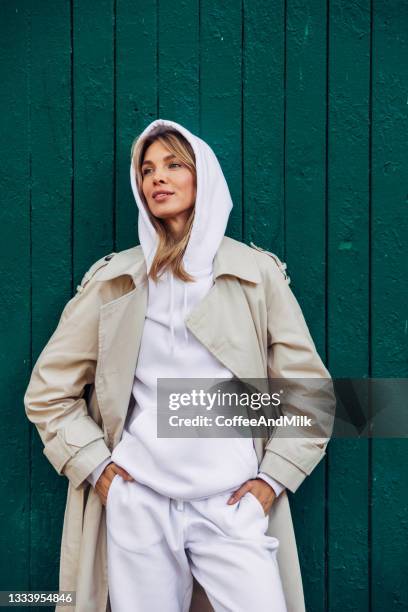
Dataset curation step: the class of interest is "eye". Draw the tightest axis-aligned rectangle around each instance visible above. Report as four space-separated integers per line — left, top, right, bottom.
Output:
142 162 183 176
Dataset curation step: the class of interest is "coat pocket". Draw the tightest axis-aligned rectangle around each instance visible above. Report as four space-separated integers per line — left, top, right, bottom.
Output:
43 415 106 475
63 415 105 448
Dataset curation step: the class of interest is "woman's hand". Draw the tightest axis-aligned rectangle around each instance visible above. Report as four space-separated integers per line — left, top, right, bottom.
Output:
95 462 134 506
227 478 276 516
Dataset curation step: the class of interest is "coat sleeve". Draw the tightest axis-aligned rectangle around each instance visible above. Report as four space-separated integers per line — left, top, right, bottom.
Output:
24 262 112 490
257 253 335 493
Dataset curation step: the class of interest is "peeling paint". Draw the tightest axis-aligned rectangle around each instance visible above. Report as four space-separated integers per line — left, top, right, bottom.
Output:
339 241 353 250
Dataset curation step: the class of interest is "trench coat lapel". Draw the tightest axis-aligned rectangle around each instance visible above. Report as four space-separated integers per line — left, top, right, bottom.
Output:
185 279 265 379
94 236 265 447
185 236 265 380
94 256 148 447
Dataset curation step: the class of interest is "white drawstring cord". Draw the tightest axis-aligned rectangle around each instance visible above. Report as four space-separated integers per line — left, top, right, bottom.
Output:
182 285 189 345
169 272 175 354
169 273 191 353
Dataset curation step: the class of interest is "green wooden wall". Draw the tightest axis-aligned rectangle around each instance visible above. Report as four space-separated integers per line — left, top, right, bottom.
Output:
1 1 407 610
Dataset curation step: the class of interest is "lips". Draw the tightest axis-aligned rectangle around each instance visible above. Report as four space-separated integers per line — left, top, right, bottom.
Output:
152 190 174 200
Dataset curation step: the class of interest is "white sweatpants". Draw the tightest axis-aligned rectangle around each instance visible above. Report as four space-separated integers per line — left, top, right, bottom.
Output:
106 475 288 612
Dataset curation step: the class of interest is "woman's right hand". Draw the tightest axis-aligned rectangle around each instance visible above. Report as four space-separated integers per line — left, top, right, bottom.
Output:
95 462 134 506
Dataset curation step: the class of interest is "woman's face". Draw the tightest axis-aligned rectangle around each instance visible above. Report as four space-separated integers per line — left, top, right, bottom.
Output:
141 140 196 229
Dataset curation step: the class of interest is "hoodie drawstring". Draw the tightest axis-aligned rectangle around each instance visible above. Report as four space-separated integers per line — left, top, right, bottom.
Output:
169 273 176 355
168 273 189 354
182 285 189 345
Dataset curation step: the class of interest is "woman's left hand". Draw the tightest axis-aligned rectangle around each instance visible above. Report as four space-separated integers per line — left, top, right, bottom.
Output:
227 478 276 516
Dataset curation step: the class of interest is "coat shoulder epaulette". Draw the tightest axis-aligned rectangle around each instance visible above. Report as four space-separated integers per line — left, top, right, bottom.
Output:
76 252 116 294
249 242 291 284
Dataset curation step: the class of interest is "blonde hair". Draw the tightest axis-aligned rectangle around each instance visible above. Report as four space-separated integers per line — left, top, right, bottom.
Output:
131 125 197 282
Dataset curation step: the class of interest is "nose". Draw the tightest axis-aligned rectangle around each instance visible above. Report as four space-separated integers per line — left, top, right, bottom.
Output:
151 168 167 183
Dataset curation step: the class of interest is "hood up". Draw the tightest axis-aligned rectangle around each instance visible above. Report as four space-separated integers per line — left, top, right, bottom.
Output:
130 118 233 353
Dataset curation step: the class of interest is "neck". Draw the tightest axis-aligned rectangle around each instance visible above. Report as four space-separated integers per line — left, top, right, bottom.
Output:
165 212 189 241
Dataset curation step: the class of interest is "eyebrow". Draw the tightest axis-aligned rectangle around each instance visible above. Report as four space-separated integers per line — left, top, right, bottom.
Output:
141 154 177 167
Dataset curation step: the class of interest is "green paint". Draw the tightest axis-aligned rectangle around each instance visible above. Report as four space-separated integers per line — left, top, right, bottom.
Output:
1 1 406 610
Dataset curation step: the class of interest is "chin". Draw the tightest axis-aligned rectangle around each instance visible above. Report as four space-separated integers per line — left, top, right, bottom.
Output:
151 206 183 219
150 201 192 219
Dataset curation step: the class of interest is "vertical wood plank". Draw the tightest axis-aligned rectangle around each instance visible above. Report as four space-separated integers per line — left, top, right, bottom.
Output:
73 0 115 277
158 0 199 128
30 0 72 591
200 0 243 240
285 2 328 610
327 2 371 611
371 0 408 609
116 0 157 249
242 0 285 251
0 0 31 591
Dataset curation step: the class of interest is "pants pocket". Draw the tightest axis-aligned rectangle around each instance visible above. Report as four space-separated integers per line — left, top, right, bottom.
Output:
246 491 267 519
106 481 166 552
106 474 120 506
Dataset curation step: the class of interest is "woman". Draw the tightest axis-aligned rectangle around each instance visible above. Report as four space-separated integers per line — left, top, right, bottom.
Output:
24 118 333 612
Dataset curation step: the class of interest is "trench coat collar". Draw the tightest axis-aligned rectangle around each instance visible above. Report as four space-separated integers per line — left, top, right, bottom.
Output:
96 235 262 286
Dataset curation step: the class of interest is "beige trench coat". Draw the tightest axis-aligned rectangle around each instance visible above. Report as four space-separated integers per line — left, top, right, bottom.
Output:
24 236 334 612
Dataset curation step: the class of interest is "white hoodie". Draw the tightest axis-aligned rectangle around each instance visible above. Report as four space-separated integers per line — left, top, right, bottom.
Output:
88 119 285 500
